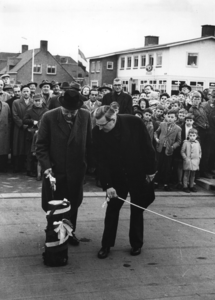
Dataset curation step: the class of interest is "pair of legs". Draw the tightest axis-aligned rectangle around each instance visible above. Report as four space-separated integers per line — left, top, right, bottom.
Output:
156 148 173 186
183 170 196 188
101 187 144 249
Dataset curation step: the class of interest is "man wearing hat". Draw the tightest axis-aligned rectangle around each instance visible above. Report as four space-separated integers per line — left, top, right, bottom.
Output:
98 86 112 96
27 82 38 98
36 89 93 246
51 81 61 96
0 79 10 102
39 80 53 107
1 74 10 85
102 78 132 114
179 83 192 110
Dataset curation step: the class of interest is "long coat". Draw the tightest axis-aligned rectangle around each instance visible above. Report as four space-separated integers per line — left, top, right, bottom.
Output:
92 115 156 208
12 97 33 155
155 122 181 156
102 91 133 114
36 107 92 212
181 140 201 171
0 101 11 155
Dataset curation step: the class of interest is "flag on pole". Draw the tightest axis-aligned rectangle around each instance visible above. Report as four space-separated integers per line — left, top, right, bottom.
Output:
78 48 87 71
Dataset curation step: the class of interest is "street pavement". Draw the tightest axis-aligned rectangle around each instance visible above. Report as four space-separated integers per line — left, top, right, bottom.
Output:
0 172 215 300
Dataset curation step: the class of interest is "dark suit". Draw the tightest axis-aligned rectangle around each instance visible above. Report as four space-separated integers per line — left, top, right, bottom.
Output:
93 115 156 249
102 91 133 114
36 107 92 230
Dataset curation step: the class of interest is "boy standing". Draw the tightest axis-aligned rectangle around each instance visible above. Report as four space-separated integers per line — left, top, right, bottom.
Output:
154 110 181 191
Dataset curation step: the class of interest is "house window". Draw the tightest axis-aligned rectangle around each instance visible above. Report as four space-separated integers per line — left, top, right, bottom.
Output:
149 54 154 66
157 80 167 93
47 65 56 74
107 61 113 70
141 55 146 67
33 64 42 74
134 56 138 68
156 53 162 66
91 80 98 88
121 57 125 69
187 53 198 67
140 80 148 92
190 81 204 91
91 62 95 73
122 80 129 92
96 61 100 72
60 57 68 64
127 57 131 68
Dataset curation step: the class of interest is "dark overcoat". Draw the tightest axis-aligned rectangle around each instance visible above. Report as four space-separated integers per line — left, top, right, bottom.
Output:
12 97 33 156
36 107 92 212
0 101 11 155
102 91 133 114
92 114 156 208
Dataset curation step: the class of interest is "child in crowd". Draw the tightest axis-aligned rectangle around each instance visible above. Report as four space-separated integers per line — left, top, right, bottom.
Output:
164 99 172 110
176 108 187 127
134 110 143 119
142 108 154 142
32 121 42 181
151 104 164 124
181 128 201 193
171 100 181 111
154 109 181 191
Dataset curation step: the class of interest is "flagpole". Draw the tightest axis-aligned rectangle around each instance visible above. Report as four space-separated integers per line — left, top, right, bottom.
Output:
31 47 34 82
77 45 79 83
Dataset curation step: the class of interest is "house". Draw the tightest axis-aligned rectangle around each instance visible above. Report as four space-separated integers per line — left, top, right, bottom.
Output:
0 41 75 88
88 25 215 95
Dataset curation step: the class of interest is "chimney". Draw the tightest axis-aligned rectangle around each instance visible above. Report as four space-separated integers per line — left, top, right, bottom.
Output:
22 45 28 53
145 36 159 46
40 40 48 51
201 25 215 37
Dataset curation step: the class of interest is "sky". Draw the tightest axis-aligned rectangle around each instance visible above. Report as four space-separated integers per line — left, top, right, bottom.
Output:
1 0 215 62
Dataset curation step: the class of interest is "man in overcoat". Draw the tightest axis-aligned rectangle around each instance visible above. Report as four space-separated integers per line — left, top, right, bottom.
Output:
36 90 92 245
0 100 11 171
92 106 156 258
102 78 133 114
12 86 33 172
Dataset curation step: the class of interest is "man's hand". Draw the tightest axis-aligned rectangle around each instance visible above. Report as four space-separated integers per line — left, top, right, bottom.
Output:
106 187 118 198
146 173 156 183
44 168 52 175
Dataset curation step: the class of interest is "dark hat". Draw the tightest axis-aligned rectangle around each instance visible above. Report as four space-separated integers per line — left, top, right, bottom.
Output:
61 82 71 90
179 83 191 92
3 84 13 91
33 93 42 101
70 81 81 91
59 90 84 110
134 110 143 118
39 80 53 89
132 90 140 96
1 73 10 79
21 85 30 91
98 86 112 92
185 113 194 120
26 81 38 87
51 81 61 87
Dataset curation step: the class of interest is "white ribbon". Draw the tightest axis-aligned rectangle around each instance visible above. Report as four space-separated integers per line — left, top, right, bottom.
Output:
53 219 73 245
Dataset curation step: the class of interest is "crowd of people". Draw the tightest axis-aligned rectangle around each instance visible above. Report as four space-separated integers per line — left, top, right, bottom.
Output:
0 74 215 194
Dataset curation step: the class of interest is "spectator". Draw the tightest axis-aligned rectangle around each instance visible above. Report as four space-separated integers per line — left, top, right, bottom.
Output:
81 85 91 100
0 99 11 172
102 78 133 114
0 79 10 102
83 89 102 128
39 80 53 107
181 128 201 193
176 108 187 127
26 82 38 98
151 104 164 125
180 83 192 111
1 74 10 85
3 84 14 98
51 82 61 96
142 108 154 142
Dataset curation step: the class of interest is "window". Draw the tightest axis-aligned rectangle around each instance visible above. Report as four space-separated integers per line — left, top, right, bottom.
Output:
140 80 147 92
149 54 154 66
91 62 95 73
141 55 146 67
107 61 113 70
47 65 56 74
190 81 204 91
187 53 198 67
60 57 68 64
122 80 129 92
91 80 98 88
121 57 125 69
134 56 139 68
149 80 157 90
156 53 162 66
33 64 42 74
127 57 131 68
96 61 100 72
157 80 167 93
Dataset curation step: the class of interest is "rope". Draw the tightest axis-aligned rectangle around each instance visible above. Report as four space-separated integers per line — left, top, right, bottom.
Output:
103 196 215 236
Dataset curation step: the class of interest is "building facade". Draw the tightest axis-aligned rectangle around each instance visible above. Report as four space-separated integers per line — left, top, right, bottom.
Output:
88 25 215 95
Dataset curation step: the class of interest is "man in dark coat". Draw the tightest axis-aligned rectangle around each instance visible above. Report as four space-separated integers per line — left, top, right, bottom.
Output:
36 90 92 246
12 86 33 172
102 78 133 114
92 106 156 258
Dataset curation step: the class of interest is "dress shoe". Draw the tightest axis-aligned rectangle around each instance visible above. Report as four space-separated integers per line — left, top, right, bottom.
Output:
130 247 141 256
97 247 110 259
183 187 190 193
190 186 197 192
164 185 172 191
27 171 36 177
68 233 80 246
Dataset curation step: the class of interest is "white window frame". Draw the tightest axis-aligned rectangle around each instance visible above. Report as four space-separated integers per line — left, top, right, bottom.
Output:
133 56 139 68
121 57 125 69
107 61 113 70
91 62 95 73
91 80 98 88
46 65 57 75
187 53 198 67
149 54 154 66
127 56 131 68
141 55 146 68
96 61 100 73
122 80 129 92
156 53 162 67
33 64 42 74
